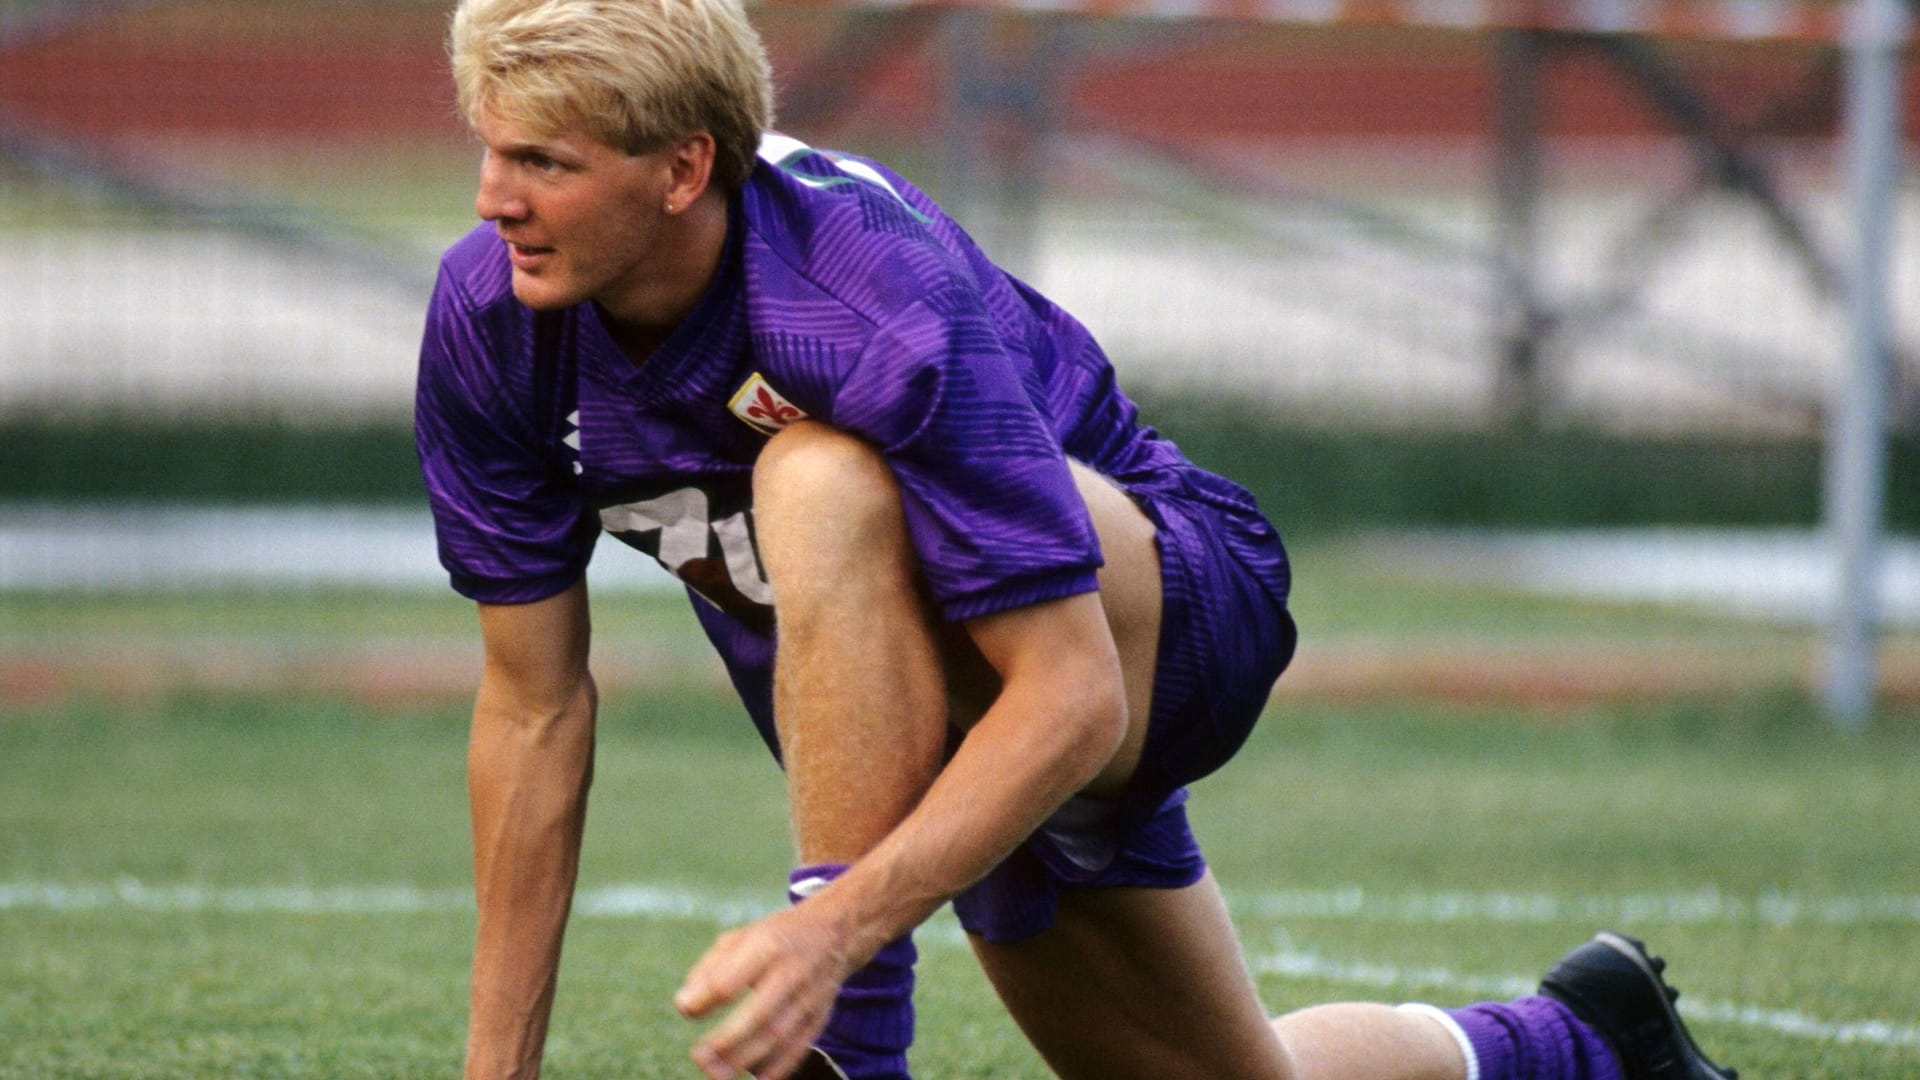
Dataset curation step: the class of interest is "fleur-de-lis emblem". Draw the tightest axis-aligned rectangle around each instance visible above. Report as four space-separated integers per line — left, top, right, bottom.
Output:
746 385 802 426
729 372 809 435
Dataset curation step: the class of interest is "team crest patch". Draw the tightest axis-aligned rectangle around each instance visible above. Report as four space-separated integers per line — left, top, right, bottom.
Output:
729 372 808 435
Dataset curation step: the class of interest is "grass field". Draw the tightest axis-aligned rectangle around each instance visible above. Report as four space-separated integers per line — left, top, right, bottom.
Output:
4 570 1920 1079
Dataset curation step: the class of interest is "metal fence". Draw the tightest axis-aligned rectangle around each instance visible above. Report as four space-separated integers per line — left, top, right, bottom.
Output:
2 0 1911 429
1 0 1914 716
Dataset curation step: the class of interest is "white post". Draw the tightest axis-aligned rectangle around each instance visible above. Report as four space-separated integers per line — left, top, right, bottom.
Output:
1823 0 1907 728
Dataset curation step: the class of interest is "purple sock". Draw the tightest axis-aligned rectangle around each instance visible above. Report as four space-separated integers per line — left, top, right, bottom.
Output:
788 864 915 1080
1420 996 1619 1080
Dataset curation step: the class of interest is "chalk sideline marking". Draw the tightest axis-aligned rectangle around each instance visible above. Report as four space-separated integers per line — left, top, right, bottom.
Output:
9 880 1918 929
3 879 1915 1052
1228 886 1920 929
1251 935 1920 1052
0 879 772 922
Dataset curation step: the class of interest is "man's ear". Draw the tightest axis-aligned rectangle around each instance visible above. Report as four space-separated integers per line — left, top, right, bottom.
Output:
663 132 717 213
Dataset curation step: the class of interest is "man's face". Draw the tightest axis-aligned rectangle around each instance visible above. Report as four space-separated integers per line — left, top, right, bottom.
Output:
471 110 675 316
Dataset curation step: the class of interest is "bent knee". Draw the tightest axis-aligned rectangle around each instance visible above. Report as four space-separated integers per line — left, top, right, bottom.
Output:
753 422 911 576
754 421 894 507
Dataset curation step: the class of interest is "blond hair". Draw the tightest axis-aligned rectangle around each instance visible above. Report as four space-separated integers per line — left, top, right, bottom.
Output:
450 0 772 189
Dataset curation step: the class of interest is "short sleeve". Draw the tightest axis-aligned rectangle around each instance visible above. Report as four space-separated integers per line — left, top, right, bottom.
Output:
833 283 1101 621
413 270 597 604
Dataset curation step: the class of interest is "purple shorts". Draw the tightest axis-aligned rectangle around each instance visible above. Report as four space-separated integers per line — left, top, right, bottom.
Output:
951 477 1295 944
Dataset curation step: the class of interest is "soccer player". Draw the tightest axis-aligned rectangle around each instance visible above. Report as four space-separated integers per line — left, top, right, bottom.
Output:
417 2 1742 1079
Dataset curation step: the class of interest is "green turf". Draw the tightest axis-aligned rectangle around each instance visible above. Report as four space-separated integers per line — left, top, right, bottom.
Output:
3 687 1917 1078
0 587 700 654
0 563 1827 653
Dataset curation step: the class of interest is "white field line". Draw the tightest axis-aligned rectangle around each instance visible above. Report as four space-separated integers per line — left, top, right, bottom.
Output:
9 880 1920 929
0 879 771 921
1249 936 1920 1052
1227 886 1920 929
4 879 1916 1051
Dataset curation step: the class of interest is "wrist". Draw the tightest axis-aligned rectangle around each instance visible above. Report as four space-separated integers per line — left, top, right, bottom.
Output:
463 1040 540 1080
812 855 942 966
465 987 551 1080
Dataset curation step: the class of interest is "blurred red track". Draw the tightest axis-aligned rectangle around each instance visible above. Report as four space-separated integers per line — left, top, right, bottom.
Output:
2 6 1905 145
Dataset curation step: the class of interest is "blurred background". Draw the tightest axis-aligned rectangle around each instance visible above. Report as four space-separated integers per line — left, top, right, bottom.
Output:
1 0 1917 720
4 4 1920 1075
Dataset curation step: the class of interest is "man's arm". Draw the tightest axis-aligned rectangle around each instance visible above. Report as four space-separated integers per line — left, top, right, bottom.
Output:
824 590 1127 941
675 589 1127 1078
465 580 596 1080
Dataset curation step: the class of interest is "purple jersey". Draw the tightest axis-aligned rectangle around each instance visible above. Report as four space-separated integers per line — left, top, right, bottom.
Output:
416 135 1289 755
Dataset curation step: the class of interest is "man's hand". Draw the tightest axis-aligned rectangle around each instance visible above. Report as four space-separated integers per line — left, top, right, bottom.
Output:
675 904 859 1080
668 588 1131 1080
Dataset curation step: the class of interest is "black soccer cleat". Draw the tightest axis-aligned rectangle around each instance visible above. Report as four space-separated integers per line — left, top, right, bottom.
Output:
790 1047 852 1080
1540 931 1738 1080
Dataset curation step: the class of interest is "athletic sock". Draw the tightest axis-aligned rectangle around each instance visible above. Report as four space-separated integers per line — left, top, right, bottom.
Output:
1401 997 1621 1080
788 864 916 1080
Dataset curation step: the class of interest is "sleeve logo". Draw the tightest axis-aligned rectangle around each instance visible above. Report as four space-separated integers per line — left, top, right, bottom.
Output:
728 372 808 436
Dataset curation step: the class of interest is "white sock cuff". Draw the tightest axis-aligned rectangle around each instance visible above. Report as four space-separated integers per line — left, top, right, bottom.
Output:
1398 1003 1479 1080
789 874 835 901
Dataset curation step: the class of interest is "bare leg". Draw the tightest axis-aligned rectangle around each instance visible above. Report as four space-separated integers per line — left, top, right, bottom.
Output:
973 877 1468 1080
755 424 1467 1080
971 873 1298 1080
752 425 1154 857
963 461 1467 1080
752 421 951 864
1274 1005 1467 1080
